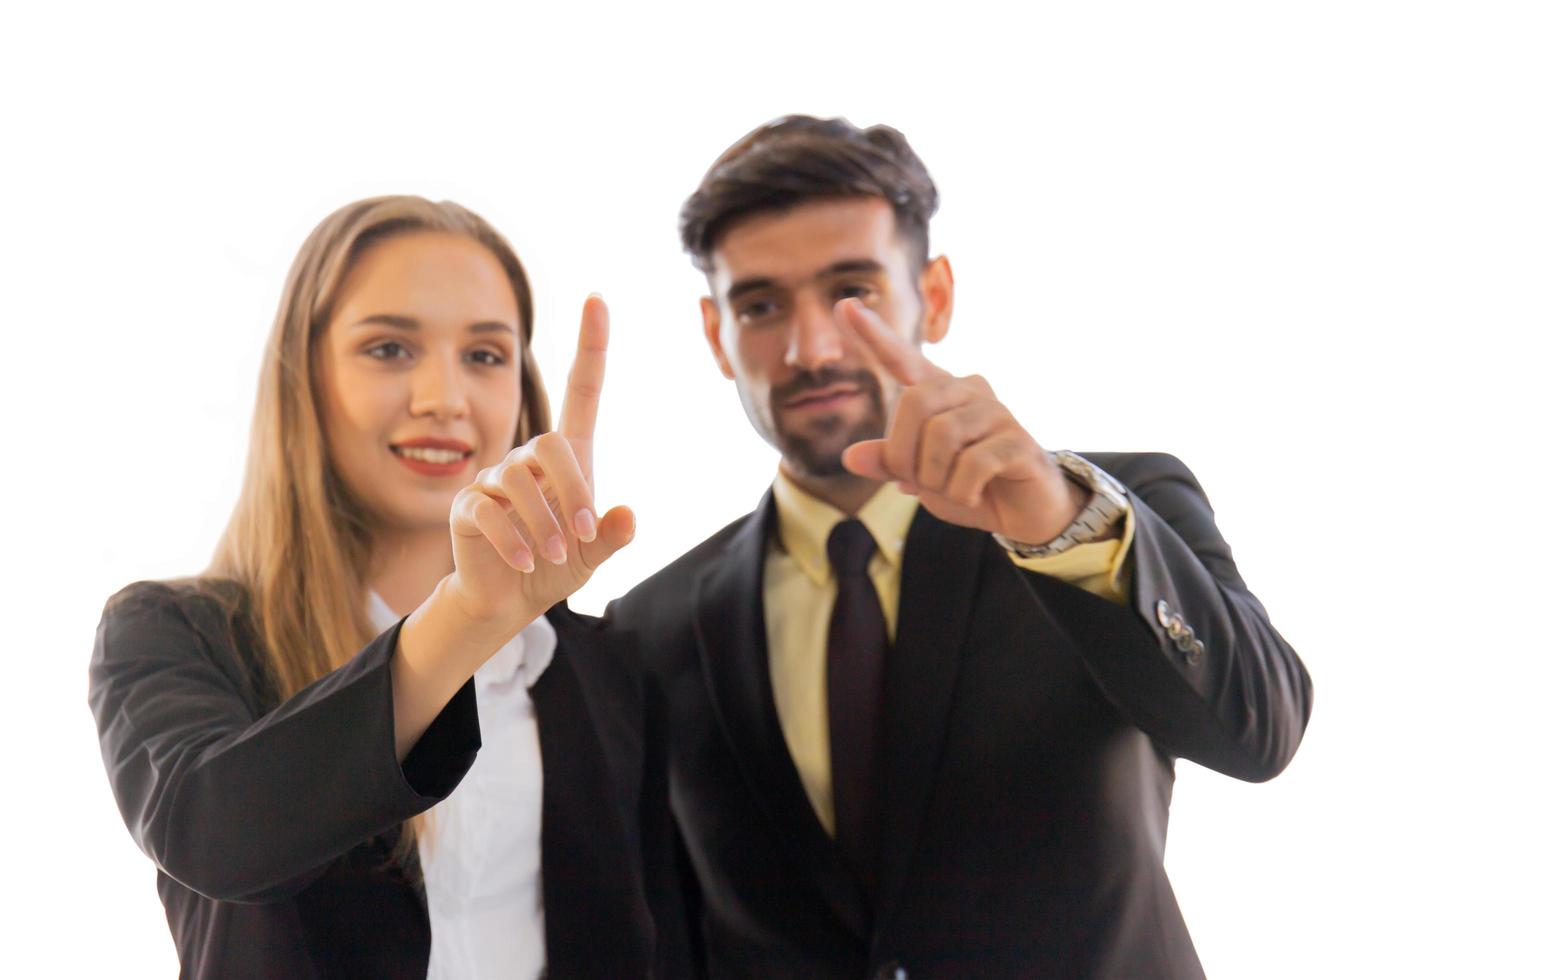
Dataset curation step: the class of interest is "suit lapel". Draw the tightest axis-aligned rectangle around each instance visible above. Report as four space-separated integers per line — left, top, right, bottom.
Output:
533 609 647 978
876 508 989 923
692 493 872 940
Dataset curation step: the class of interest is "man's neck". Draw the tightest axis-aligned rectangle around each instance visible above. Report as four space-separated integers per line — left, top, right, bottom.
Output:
778 464 884 517
367 524 455 617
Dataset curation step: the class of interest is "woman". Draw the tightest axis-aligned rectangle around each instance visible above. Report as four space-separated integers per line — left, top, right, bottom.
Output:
88 196 671 978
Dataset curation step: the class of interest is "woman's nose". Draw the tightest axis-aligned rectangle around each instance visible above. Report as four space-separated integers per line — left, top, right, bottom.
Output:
409 356 467 420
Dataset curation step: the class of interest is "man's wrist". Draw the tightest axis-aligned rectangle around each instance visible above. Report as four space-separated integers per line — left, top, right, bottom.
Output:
996 452 1128 558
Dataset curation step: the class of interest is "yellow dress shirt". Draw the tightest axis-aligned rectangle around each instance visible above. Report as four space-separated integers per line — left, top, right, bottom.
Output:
764 472 1137 835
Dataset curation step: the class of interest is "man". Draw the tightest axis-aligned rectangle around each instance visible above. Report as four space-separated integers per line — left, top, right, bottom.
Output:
614 115 1312 979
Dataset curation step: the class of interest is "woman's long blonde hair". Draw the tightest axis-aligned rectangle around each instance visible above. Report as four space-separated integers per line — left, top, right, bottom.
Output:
210 194 550 701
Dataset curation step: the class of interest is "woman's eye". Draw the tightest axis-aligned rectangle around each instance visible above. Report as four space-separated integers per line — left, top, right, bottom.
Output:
467 349 507 367
366 341 410 360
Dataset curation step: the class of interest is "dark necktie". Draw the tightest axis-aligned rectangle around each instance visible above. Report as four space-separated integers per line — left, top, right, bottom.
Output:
826 518 889 894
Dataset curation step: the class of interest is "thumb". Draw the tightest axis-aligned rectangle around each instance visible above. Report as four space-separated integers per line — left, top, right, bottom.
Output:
842 440 894 480
580 504 636 569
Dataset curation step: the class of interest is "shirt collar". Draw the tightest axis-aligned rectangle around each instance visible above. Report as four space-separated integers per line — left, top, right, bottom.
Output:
771 471 919 587
367 590 556 690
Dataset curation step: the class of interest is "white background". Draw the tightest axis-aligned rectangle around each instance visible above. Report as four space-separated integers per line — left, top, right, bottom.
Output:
3 1 1564 976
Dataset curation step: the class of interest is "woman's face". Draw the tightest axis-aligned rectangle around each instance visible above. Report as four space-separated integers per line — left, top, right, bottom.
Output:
315 231 525 534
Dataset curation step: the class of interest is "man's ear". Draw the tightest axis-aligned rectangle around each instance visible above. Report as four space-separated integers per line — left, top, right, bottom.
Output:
919 255 954 345
701 296 736 379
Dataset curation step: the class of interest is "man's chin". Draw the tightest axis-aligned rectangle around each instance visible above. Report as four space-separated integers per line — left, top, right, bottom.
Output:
785 454 851 479
778 435 861 480
781 417 881 474
769 401 885 477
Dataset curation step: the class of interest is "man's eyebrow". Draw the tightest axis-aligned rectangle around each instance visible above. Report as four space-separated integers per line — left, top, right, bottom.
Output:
726 277 778 303
349 315 516 335
814 259 885 280
724 260 887 305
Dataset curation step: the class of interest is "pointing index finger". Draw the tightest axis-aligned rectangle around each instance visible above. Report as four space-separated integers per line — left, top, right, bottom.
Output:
558 294 609 445
838 298 949 386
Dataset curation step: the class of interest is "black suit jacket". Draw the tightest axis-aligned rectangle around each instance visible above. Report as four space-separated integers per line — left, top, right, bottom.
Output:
611 453 1313 979
89 580 663 979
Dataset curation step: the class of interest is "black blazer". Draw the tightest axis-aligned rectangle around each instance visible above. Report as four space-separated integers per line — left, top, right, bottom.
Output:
89 580 664 979
611 453 1314 979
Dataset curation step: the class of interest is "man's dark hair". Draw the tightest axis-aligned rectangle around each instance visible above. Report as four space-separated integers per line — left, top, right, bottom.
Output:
679 115 940 274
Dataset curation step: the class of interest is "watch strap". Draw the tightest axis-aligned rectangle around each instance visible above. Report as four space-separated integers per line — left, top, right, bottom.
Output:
995 452 1129 558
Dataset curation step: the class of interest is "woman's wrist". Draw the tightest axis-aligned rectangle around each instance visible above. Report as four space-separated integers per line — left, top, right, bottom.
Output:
390 576 534 760
402 577 533 678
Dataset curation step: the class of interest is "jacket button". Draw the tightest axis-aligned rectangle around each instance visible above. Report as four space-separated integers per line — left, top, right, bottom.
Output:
1155 599 1172 628
873 961 908 979
1186 638 1205 665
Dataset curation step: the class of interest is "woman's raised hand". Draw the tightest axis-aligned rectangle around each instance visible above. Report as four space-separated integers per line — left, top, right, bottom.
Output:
446 295 635 631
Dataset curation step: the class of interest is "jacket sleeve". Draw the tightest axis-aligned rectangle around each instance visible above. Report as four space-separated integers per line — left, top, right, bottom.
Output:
1010 453 1313 782
88 582 481 903
634 647 708 979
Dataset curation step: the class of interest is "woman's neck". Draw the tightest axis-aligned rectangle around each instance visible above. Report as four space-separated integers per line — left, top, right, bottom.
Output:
367 523 455 617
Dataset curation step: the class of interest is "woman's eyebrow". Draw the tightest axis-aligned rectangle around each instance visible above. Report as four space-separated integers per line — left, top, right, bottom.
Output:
351 314 420 331
349 315 515 335
467 320 516 335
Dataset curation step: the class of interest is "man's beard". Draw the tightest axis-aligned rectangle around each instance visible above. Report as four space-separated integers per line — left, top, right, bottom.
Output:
769 368 888 478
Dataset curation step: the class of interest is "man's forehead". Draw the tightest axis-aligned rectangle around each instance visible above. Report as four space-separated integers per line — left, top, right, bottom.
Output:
708 197 903 289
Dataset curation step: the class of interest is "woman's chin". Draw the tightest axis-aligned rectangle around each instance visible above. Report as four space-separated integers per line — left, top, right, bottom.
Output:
361 495 460 538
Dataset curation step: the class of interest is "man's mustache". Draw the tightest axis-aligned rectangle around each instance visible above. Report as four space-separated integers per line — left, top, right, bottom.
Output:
771 368 880 404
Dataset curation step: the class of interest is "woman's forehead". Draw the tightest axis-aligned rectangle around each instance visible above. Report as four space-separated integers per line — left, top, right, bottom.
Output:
334 231 520 333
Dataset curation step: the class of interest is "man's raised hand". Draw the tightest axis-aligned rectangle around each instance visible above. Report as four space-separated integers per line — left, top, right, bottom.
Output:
837 298 1085 546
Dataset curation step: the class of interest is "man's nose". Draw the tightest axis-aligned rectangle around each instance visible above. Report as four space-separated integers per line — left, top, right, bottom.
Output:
409 355 467 420
784 301 846 371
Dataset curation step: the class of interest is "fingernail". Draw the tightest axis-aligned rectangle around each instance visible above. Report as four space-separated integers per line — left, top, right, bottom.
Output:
897 481 918 495
574 508 597 542
514 549 534 573
546 535 567 564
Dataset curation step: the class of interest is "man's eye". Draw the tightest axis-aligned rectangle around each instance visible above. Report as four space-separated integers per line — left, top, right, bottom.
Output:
737 299 779 322
467 349 507 367
366 341 410 360
836 283 873 301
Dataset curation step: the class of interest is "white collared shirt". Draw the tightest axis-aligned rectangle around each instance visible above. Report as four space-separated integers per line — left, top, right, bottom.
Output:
368 593 557 980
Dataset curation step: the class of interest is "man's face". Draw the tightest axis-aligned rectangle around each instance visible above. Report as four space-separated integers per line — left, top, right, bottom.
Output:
701 196 951 480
